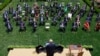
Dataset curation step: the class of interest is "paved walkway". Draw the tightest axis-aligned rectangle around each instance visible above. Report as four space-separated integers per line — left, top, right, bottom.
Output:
8 48 91 56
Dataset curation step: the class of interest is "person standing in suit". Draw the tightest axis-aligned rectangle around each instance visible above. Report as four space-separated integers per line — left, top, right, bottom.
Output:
45 39 56 56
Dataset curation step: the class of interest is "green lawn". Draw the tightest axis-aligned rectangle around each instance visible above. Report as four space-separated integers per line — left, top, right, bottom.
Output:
0 0 100 56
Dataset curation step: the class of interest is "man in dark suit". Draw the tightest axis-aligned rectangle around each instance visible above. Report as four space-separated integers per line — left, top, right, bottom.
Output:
39 14 45 26
59 21 66 32
5 20 13 32
32 20 37 32
45 39 56 56
19 20 26 32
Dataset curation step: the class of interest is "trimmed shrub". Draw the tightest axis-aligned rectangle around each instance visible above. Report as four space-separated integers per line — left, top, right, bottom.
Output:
83 0 100 13
0 0 12 11
0 0 4 3
8 45 35 48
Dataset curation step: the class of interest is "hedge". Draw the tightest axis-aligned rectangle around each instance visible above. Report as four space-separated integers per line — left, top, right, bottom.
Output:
83 0 100 13
8 45 35 48
0 0 12 11
8 45 93 50
0 0 4 3
7 45 35 51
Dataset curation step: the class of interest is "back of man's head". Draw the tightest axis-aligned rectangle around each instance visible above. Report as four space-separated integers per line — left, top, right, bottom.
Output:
49 39 53 43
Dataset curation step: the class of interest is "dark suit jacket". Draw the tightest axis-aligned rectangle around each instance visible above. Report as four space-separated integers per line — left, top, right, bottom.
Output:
45 42 56 56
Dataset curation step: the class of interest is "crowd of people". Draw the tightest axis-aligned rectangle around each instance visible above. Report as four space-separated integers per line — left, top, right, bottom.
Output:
2 1 100 33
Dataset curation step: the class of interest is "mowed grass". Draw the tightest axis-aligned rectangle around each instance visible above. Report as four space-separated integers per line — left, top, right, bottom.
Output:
0 0 100 56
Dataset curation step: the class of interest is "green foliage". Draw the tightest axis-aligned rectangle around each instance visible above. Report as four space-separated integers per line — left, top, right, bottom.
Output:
0 0 4 3
8 45 35 48
0 0 12 11
83 0 91 6
83 0 100 13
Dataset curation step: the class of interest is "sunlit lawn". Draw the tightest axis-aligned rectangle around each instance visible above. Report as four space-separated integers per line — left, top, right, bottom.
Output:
0 0 100 56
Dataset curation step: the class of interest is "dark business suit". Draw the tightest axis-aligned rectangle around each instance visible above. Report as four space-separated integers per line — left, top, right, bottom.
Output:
45 42 56 56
